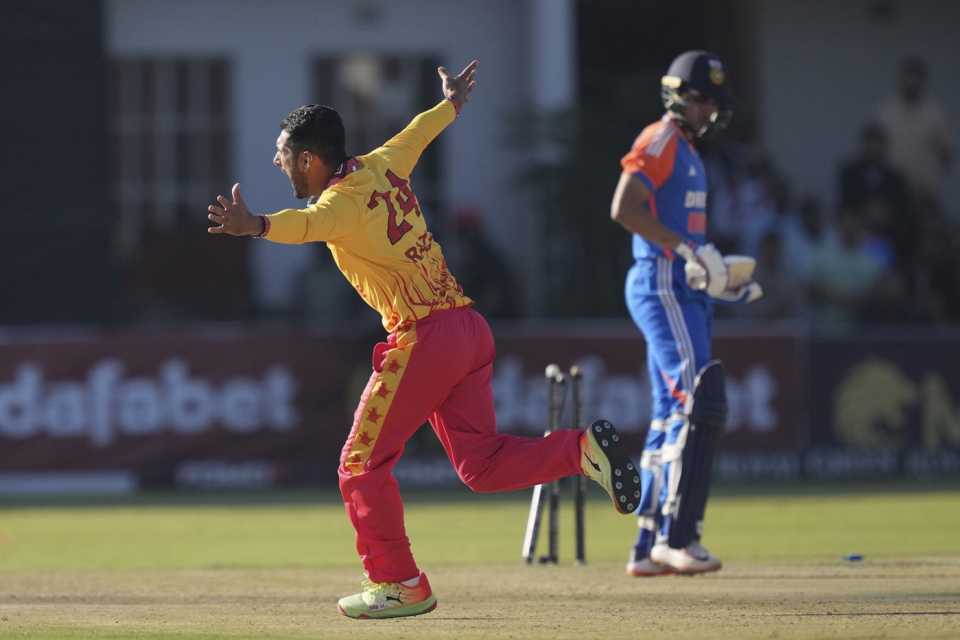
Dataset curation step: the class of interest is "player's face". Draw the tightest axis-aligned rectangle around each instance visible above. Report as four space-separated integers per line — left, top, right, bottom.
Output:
684 94 719 136
274 131 310 199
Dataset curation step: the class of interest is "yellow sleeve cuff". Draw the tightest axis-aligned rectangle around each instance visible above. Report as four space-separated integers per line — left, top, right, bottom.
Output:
263 208 309 244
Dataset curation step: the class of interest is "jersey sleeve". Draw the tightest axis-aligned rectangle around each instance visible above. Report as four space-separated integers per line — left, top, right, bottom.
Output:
263 192 360 244
620 125 678 192
374 100 457 178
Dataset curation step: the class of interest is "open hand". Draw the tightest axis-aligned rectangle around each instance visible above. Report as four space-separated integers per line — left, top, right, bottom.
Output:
438 60 478 113
207 183 260 236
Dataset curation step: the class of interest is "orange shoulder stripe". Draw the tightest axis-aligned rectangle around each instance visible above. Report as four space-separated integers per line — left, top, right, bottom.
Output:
620 120 678 189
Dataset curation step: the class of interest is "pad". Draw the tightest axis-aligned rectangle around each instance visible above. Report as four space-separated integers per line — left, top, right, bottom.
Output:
668 360 727 549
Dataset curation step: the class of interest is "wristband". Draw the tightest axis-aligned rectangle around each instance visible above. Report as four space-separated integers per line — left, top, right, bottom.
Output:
254 215 270 238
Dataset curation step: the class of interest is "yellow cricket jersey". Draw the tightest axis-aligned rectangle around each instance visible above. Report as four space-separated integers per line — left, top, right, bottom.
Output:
263 100 473 333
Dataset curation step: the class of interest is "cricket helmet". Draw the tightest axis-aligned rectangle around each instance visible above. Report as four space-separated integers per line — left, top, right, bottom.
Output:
661 50 733 136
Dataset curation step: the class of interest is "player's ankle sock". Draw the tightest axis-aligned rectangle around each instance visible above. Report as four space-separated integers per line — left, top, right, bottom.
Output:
633 516 658 558
400 575 421 587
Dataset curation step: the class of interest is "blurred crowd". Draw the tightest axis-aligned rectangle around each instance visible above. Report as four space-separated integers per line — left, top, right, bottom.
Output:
294 56 958 332
107 56 954 334
705 57 957 330
454 56 958 331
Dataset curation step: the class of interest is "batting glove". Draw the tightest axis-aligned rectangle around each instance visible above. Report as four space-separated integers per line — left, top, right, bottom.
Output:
675 242 729 297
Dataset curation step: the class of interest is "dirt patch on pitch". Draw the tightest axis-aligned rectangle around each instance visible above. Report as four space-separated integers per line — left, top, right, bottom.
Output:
2 560 960 639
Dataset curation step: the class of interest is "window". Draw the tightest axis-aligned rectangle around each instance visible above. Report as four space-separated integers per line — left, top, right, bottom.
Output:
109 58 248 321
312 55 446 231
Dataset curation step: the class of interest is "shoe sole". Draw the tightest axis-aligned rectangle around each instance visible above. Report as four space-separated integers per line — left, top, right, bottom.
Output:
338 596 437 619
650 549 723 576
672 563 723 576
587 420 641 514
626 567 674 577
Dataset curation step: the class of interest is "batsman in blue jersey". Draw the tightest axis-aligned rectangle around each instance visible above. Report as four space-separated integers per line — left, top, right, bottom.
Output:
610 51 763 576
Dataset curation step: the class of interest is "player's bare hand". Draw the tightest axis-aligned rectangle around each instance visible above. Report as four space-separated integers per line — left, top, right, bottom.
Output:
438 60 478 113
207 183 260 236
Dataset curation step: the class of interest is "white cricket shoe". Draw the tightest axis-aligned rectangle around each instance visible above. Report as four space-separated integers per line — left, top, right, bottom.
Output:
626 554 672 577
650 541 722 575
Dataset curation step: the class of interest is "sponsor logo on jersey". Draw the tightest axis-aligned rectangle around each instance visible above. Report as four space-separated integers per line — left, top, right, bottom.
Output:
684 190 707 208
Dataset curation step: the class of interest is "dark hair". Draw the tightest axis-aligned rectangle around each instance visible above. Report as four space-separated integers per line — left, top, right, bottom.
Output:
280 104 346 167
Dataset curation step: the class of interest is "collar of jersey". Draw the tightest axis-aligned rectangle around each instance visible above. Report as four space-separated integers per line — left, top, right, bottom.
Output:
326 157 363 189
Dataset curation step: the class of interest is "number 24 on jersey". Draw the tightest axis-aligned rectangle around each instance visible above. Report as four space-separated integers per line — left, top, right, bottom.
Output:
367 169 422 244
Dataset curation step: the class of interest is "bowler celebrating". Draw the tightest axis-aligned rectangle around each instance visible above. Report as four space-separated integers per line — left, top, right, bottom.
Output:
207 60 640 618
610 51 761 577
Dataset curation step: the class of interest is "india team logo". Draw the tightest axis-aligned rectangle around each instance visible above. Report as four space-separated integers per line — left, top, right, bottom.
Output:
708 59 725 85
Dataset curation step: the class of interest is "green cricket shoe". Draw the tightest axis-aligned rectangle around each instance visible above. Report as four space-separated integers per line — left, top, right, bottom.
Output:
580 419 641 514
337 572 437 619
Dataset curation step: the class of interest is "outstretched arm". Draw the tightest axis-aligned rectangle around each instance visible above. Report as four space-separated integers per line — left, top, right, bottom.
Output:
379 60 478 177
207 183 356 244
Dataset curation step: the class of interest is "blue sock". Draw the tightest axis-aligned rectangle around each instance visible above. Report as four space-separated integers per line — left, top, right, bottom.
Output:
632 516 659 560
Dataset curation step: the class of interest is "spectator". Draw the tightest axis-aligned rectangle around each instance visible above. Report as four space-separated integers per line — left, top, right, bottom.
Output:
807 213 885 331
731 150 778 254
741 177 792 259
449 208 521 319
729 231 801 320
780 195 837 285
876 57 953 203
839 122 910 215
702 142 746 255
839 122 915 288
915 195 960 323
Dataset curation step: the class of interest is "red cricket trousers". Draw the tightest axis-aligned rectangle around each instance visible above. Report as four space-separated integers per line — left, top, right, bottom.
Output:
338 306 582 582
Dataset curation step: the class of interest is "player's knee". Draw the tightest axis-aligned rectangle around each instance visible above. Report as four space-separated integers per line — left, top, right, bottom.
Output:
459 469 497 493
690 360 727 431
462 478 494 493
636 491 658 515
454 456 503 492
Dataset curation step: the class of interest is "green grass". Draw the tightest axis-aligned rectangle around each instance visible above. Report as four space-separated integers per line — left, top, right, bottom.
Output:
2 483 958 571
1 482 959 639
